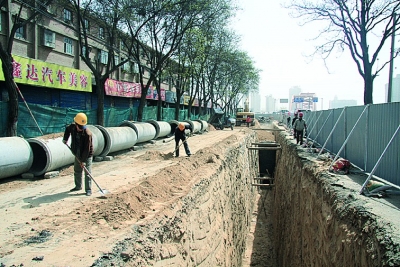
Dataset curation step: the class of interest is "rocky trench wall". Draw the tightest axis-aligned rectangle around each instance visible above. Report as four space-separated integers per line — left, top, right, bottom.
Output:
272 131 400 267
94 132 259 266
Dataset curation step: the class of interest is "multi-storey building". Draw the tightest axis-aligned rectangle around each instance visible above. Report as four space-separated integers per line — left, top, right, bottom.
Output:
0 0 182 111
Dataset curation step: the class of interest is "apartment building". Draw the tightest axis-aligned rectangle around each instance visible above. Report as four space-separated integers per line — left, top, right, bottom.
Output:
0 0 178 110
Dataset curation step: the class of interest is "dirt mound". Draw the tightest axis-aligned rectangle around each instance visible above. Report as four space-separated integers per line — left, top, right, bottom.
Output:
138 150 169 161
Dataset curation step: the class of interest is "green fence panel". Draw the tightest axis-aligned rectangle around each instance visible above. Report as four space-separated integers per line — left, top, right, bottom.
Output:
190 114 200 120
179 110 187 121
0 102 209 138
18 103 68 138
162 108 175 121
104 107 132 127
132 107 138 121
143 106 157 121
0 102 8 137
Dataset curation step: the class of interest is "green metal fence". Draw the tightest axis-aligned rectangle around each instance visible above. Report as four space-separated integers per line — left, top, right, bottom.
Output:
0 102 208 138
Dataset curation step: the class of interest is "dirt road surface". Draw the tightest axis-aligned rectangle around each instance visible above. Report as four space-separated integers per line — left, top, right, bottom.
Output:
0 124 274 266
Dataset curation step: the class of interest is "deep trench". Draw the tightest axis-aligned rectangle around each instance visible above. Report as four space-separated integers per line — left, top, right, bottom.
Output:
90 126 400 267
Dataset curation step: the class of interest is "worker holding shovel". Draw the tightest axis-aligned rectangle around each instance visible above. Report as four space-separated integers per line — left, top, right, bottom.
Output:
174 122 192 157
62 112 94 196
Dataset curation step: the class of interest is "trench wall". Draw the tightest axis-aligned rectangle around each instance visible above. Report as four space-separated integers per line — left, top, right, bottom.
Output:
94 128 399 267
94 132 259 266
273 131 400 267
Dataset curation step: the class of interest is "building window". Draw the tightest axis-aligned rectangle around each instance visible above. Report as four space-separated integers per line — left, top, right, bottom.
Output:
122 59 130 72
0 13 2 32
100 50 108 64
43 29 55 48
15 24 26 39
83 19 89 32
64 37 73 55
63 8 72 23
99 27 104 39
132 63 139 73
82 45 91 56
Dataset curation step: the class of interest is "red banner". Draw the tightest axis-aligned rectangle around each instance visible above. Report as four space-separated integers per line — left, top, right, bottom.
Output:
104 79 141 98
105 79 166 100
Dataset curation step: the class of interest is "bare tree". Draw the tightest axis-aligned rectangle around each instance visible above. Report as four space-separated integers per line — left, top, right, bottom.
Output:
68 0 138 125
286 0 400 104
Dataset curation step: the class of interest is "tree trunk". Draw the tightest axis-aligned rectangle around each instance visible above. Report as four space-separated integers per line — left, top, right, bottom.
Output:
155 79 162 121
0 45 18 137
363 64 374 105
6 78 18 137
96 77 105 126
138 85 147 122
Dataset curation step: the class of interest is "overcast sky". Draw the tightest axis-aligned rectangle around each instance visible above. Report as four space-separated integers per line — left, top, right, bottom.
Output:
230 0 400 110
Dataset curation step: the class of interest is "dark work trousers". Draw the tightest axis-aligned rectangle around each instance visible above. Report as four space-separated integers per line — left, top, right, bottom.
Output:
175 136 191 157
74 156 93 192
295 130 304 145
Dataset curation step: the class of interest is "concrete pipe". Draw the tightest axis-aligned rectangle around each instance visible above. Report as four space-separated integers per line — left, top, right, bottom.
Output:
86 125 105 156
146 120 171 139
168 120 191 136
119 121 156 144
0 137 34 179
195 120 209 132
96 125 138 157
28 136 75 176
184 120 202 134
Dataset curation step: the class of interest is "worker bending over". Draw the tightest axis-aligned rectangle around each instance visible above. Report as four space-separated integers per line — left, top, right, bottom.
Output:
175 122 192 157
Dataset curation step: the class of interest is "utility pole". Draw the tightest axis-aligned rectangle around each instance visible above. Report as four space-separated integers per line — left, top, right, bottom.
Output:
387 13 396 103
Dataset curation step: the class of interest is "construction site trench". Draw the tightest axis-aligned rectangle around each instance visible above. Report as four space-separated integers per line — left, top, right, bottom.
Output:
0 122 399 266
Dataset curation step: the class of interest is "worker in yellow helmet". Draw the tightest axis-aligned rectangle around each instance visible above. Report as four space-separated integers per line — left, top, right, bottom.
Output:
174 122 192 157
62 112 94 196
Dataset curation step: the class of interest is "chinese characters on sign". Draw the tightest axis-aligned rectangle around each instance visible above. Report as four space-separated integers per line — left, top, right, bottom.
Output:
0 55 92 92
104 78 165 101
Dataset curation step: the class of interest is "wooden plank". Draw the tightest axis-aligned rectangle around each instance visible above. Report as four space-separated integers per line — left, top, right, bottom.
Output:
251 142 279 146
252 183 275 187
247 147 281 150
252 129 284 131
254 177 274 180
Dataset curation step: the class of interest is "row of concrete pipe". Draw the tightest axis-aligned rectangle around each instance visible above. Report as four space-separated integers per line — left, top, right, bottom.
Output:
0 120 208 179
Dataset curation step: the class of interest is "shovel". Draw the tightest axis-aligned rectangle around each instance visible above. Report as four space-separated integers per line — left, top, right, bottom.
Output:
65 144 109 196
168 135 190 157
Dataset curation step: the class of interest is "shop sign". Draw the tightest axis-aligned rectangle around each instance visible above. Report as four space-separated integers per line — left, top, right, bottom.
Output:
0 55 92 92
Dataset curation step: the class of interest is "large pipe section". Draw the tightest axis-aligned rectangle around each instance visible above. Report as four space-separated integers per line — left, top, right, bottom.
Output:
27 125 105 176
119 121 156 144
0 137 33 179
184 120 202 134
168 120 192 136
27 136 75 176
196 120 209 132
87 125 105 156
146 120 171 139
96 125 138 157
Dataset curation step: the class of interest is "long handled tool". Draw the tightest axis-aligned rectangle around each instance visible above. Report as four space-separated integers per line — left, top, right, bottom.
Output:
168 135 190 157
65 144 109 195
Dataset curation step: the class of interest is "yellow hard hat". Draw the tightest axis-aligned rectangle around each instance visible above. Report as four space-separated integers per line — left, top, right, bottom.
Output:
74 112 87 126
178 123 185 131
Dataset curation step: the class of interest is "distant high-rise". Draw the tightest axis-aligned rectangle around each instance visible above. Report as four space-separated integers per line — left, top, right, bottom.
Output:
329 96 357 109
292 92 317 111
250 91 261 112
387 74 400 102
289 86 302 111
265 95 276 113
